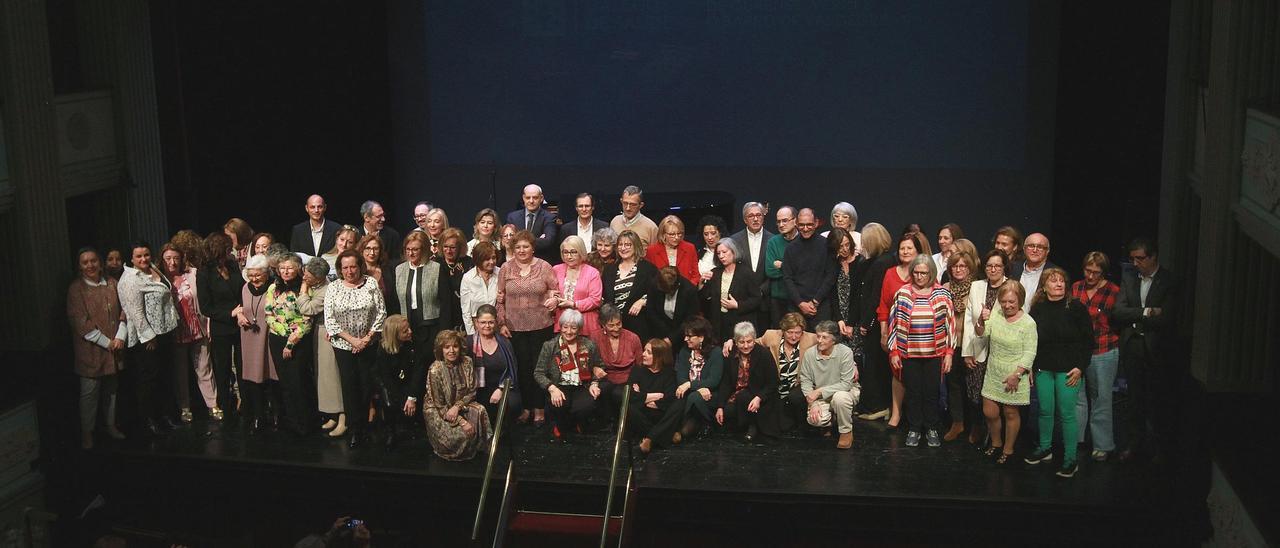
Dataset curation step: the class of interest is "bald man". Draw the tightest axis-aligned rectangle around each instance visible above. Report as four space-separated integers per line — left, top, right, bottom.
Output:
290 194 342 256
1008 232 1057 312
505 184 559 262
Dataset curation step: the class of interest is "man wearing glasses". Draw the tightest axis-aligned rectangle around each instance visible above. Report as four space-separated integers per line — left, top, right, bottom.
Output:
1009 232 1057 312
1114 237 1179 465
782 208 834 330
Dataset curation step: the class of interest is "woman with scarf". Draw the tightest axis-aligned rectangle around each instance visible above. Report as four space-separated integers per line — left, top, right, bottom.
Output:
942 250 979 442
237 254 280 435
466 304 521 420
533 309 606 443
265 254 313 437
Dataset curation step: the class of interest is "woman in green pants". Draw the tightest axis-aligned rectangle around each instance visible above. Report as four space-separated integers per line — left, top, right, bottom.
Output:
1024 267 1095 477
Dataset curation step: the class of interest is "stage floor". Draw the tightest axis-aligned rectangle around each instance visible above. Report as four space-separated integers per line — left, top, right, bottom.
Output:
108 412 1161 510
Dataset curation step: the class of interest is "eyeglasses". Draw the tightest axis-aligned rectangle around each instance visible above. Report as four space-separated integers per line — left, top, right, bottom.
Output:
1025 243 1049 250
985 263 1003 270
911 270 931 276
562 249 580 255
797 223 816 228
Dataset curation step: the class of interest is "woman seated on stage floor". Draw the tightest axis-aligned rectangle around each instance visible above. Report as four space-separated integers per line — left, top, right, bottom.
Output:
465 304 522 421
715 322 779 444
974 281 1037 466
534 309 606 443
670 316 724 444
628 338 679 455
589 304 642 422
374 315 425 450
423 329 490 461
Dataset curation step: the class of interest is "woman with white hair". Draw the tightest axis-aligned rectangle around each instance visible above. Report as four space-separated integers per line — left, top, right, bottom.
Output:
534 309 606 443
236 254 280 435
699 238 761 342
821 201 861 256
265 253 314 437
552 235 604 337
715 322 779 444
586 227 618 272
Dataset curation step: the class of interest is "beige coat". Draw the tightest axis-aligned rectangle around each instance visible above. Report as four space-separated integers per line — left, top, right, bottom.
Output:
66 278 125 377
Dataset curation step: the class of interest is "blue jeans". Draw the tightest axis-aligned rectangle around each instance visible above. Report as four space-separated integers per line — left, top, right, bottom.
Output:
1075 348 1119 451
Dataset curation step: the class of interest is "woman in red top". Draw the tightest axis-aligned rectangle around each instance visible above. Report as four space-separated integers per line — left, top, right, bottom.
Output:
876 231 926 428
1071 251 1122 461
589 304 643 421
645 215 701 286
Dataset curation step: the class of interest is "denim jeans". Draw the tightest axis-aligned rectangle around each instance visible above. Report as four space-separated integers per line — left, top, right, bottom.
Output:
1075 348 1119 451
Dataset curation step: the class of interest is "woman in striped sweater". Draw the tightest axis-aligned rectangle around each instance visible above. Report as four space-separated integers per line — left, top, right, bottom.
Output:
887 255 955 448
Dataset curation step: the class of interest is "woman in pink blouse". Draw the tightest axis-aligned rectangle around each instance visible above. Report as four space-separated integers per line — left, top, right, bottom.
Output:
553 235 603 338
497 230 558 425
161 243 218 424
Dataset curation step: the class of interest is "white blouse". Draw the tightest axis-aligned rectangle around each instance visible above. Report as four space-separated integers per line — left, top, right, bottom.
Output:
459 265 500 335
323 275 387 351
117 266 178 346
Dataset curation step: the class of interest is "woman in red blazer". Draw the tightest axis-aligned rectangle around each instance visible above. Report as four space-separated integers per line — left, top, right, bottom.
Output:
645 215 701 286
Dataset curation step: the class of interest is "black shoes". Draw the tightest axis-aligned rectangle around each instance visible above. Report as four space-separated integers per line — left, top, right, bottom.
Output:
1024 448 1054 465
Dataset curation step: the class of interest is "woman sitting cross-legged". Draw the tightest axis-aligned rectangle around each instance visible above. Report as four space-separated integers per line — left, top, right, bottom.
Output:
669 316 724 444
423 329 490 461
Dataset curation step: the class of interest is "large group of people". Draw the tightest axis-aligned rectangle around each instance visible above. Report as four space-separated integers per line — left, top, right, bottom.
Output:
68 184 1178 477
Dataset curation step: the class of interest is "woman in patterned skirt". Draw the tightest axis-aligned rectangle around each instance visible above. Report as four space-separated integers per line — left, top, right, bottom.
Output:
424 329 490 461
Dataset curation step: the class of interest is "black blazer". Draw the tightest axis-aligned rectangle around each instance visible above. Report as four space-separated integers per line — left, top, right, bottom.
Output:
827 255 871 327
289 219 342 256
715 344 778 409
558 218 609 247
732 227 768 280
197 263 245 338
602 260 659 340
375 344 425 407
699 262 761 341
1113 267 1178 362
644 277 701 343
505 208 559 261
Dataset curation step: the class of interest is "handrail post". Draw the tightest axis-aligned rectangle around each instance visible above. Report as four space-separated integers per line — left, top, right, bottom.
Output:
472 378 512 541
616 467 634 548
600 386 631 547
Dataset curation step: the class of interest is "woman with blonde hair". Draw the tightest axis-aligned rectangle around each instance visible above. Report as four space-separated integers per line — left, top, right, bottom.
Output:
321 226 360 281
375 314 425 448
644 215 700 286
854 222 894 420
467 208 500 256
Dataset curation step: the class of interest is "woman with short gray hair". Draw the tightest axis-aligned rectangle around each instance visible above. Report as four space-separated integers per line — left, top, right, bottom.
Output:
533 309 605 442
700 237 761 342
587 227 618 272
821 201 861 255
714 321 779 443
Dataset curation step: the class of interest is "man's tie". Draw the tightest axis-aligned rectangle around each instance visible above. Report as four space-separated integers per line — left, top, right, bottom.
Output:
526 212 535 231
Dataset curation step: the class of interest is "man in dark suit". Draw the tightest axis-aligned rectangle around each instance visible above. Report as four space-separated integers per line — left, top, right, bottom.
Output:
1007 232 1057 312
731 201 773 328
357 200 402 261
1114 237 1179 464
505 184 558 263
558 192 609 251
289 194 342 256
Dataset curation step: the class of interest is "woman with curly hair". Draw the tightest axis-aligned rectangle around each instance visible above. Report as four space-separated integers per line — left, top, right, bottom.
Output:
424 329 490 460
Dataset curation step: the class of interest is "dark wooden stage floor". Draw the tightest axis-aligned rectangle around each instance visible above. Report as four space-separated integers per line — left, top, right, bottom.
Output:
75 408 1202 547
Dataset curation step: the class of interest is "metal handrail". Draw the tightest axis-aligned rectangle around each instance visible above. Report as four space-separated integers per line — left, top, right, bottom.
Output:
616 467 634 548
471 378 512 541
599 387 632 547
491 460 516 548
